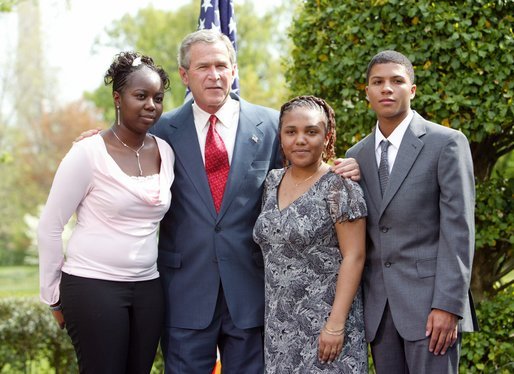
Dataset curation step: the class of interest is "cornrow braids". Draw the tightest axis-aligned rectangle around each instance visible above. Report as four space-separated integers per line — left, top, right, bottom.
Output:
104 51 170 93
279 95 336 167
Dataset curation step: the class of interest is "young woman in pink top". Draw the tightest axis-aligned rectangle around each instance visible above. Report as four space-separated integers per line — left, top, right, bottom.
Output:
38 51 174 373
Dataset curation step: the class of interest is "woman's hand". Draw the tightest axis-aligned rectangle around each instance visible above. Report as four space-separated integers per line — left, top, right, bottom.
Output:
51 310 65 329
318 328 344 364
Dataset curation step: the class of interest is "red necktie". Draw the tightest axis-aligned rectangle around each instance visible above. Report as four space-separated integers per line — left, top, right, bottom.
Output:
205 115 229 213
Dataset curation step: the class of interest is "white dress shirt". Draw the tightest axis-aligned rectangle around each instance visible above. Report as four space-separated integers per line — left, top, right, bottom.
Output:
374 109 414 173
192 97 240 164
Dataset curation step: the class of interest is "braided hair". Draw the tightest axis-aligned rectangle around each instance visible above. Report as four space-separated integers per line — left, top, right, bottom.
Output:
279 95 336 166
104 51 170 93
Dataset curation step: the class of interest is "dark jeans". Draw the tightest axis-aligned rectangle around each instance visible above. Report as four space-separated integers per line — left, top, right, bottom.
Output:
60 272 164 374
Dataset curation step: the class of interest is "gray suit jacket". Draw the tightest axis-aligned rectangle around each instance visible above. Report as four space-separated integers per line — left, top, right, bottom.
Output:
347 111 478 342
151 94 281 330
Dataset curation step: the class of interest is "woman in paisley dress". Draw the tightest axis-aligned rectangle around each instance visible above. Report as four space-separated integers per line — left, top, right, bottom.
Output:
253 96 368 373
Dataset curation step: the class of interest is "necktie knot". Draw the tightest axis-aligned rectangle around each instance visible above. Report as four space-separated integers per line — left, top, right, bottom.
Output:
381 139 390 154
209 114 218 128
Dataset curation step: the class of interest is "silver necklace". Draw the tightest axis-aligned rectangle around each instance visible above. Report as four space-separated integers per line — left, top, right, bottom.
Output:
111 128 145 176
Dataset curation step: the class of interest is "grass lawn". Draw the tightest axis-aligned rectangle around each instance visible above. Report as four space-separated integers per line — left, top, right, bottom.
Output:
0 265 39 298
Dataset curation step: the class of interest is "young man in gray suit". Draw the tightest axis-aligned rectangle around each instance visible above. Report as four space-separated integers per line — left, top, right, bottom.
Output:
151 30 360 373
346 51 478 373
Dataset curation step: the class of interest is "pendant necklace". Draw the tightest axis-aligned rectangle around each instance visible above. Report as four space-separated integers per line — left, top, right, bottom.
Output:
111 128 145 176
290 163 323 187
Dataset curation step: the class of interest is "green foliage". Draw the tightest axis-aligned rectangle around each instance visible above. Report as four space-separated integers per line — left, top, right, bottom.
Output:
0 266 39 298
460 286 514 373
87 4 197 121
472 177 514 296
0 297 165 373
493 150 514 179
0 130 40 265
86 0 291 123
0 151 11 163
287 0 514 300
0 297 77 373
0 0 17 12
286 0 514 171
0 103 104 266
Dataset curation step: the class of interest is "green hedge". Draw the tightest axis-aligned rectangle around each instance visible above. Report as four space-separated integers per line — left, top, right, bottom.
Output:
0 297 164 373
0 298 77 373
460 286 514 373
1 292 512 372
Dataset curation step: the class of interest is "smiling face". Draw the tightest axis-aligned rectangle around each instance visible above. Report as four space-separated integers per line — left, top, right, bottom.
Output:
114 66 165 134
179 40 236 114
366 62 416 129
280 107 330 169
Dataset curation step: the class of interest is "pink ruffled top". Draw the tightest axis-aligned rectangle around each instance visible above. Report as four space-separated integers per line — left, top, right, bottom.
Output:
38 134 174 305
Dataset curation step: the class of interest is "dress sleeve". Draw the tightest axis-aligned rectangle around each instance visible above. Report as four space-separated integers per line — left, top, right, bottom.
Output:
38 142 93 305
326 175 367 224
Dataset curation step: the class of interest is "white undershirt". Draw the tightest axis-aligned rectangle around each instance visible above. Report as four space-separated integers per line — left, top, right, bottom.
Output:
193 97 240 164
374 109 414 173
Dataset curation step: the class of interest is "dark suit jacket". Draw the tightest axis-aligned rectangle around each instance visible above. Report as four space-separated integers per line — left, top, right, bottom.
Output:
151 94 281 329
347 111 478 342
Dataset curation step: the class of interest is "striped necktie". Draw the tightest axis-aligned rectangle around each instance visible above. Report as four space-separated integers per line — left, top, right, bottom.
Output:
378 140 390 197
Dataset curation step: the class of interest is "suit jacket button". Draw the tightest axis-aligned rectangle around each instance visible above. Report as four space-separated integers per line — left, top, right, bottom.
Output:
381 226 389 233
384 262 391 268
214 226 221 232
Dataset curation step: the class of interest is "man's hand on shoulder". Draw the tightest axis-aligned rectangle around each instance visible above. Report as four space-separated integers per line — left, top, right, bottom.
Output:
425 309 459 356
73 128 103 143
331 158 360 181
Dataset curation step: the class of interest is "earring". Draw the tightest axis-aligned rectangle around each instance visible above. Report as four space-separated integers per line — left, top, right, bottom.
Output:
116 106 121 126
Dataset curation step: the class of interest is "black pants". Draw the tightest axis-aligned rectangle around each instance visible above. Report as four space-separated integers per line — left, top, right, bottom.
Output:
60 273 164 374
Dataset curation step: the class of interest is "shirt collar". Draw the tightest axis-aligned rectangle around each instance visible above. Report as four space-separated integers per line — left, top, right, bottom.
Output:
192 97 239 130
375 109 414 151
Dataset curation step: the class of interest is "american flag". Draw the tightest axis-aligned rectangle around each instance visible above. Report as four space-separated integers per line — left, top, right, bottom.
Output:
197 0 239 94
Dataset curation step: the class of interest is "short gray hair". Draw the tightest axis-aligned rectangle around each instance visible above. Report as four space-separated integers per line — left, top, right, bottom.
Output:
178 29 236 69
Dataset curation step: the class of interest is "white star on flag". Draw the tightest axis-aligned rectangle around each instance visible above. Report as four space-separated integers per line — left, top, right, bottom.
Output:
201 0 213 12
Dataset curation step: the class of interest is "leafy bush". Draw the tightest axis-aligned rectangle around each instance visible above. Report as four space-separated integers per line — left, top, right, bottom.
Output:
0 297 76 373
460 286 514 373
472 178 514 297
0 297 164 373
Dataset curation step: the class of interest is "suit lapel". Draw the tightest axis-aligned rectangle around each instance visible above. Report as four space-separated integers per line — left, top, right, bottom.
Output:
167 104 217 218
380 113 426 216
217 98 262 221
359 132 382 215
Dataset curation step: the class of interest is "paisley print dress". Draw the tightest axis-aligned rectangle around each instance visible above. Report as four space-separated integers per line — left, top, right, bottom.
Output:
253 169 368 373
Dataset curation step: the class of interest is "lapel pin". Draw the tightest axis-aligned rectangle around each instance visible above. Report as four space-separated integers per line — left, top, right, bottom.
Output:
251 134 259 143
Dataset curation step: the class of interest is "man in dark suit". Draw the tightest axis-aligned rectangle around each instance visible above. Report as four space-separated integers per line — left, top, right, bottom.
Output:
346 50 478 373
152 30 359 373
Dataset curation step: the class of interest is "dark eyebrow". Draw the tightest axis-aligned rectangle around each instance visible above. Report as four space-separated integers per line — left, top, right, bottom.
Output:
370 75 405 80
